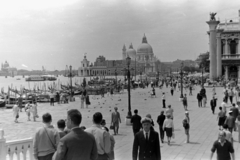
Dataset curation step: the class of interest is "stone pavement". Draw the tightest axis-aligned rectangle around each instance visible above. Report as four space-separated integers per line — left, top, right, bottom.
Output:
1 85 240 160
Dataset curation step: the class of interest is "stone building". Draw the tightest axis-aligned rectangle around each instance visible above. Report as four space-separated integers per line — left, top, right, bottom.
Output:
207 10 240 80
0 61 17 76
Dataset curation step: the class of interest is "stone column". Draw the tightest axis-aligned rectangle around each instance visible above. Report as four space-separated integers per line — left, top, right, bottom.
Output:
225 66 229 80
207 20 220 80
216 29 223 77
238 66 240 78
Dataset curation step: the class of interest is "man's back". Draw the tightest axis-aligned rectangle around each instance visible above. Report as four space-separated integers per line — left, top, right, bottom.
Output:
112 111 120 123
53 128 97 160
157 114 165 126
131 115 142 130
231 107 239 118
225 116 235 128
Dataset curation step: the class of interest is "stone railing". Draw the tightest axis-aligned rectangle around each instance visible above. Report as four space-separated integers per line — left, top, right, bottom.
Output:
222 54 240 59
0 129 34 160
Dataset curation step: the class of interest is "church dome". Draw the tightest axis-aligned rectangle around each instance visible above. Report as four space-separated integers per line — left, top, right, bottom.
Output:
126 43 136 59
137 34 153 54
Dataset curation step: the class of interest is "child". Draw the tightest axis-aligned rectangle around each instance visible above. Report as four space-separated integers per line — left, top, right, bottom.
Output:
57 119 67 138
13 103 19 123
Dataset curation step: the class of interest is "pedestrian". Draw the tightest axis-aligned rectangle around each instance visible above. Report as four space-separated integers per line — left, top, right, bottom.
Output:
222 124 233 144
224 88 229 103
85 112 111 160
53 109 98 160
197 92 202 107
189 85 192 96
182 94 188 110
85 93 91 108
202 94 207 107
103 127 115 160
157 111 166 143
80 93 85 109
56 92 60 104
224 110 235 133
221 98 227 115
33 113 60 160
217 107 226 130
229 88 234 104
31 101 38 122
163 113 174 145
50 91 55 106
151 87 156 98
57 119 67 138
170 86 174 96
25 102 31 121
165 105 174 119
111 107 121 135
13 103 19 123
236 114 240 143
230 103 239 131
18 95 23 112
130 109 142 136
162 92 166 108
210 96 217 114
210 131 235 160
183 111 190 143
146 114 155 131
132 117 161 160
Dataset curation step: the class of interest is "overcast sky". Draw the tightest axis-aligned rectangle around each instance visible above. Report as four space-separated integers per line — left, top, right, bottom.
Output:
0 0 240 70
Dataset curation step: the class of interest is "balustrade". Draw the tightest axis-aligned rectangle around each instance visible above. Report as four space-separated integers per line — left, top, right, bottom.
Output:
0 129 34 160
222 54 240 59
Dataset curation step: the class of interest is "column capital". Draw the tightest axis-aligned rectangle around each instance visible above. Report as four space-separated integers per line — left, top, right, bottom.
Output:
206 20 220 31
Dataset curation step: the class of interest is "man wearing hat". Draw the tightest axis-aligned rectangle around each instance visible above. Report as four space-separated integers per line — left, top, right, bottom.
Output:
132 117 161 160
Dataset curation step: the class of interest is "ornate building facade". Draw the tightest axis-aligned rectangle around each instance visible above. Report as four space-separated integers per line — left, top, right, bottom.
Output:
207 10 240 80
0 61 17 76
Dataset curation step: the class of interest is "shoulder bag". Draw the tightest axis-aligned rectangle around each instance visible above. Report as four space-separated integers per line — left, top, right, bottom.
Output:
44 127 56 151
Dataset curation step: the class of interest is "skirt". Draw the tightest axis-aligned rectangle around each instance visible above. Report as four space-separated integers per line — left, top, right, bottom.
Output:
165 127 172 137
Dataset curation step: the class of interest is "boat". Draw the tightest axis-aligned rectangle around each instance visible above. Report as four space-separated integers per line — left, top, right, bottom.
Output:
25 75 45 81
42 75 57 81
16 78 21 80
0 99 5 108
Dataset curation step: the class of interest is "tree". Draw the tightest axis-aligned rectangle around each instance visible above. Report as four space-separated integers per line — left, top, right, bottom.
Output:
196 52 209 72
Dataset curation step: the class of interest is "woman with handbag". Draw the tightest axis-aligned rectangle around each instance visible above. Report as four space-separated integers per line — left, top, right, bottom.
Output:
163 113 174 145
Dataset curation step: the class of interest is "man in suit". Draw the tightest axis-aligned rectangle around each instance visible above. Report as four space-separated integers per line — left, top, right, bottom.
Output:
210 96 217 114
53 109 98 160
131 109 142 136
132 117 161 160
157 111 165 143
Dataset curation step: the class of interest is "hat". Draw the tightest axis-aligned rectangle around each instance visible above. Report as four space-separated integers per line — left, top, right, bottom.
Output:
146 114 152 119
141 117 152 124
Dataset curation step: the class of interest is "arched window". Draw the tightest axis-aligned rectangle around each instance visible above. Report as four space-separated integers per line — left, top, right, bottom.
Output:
230 40 237 55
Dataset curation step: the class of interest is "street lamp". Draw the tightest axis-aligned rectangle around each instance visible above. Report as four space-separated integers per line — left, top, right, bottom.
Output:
126 56 132 124
180 62 184 99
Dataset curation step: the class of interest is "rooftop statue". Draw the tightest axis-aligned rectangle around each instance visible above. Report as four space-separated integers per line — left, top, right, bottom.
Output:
210 12 217 21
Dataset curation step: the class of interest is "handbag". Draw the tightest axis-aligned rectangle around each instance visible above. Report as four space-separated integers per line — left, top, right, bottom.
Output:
110 125 114 130
44 127 56 151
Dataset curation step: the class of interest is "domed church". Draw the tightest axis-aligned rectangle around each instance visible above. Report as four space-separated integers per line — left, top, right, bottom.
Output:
122 34 159 74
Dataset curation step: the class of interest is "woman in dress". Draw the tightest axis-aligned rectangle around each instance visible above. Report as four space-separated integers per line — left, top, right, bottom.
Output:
163 113 174 145
31 101 38 122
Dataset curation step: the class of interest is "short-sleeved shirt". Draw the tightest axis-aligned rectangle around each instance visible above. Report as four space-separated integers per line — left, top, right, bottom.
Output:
211 140 234 160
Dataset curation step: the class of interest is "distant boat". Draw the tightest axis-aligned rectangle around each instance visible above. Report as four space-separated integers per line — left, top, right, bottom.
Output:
25 75 57 81
0 99 5 108
16 78 21 80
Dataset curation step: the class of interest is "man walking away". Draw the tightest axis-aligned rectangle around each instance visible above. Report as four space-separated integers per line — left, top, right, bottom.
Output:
210 96 217 114
183 112 190 143
210 131 235 160
33 113 60 160
197 92 202 107
162 92 166 108
230 103 239 131
111 107 121 135
53 109 98 160
157 111 165 143
132 117 161 160
131 109 142 136
225 111 235 133
85 112 111 160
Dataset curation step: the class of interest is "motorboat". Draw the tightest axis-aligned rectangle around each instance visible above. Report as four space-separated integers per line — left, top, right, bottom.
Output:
25 75 45 81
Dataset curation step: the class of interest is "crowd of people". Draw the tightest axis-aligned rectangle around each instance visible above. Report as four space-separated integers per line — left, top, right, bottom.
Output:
10 76 240 160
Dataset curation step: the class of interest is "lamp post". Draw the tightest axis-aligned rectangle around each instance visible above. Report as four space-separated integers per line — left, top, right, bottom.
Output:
201 64 204 87
69 65 73 100
126 56 132 124
180 62 184 99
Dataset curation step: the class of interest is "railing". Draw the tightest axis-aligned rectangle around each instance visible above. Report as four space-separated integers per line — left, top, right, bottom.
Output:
222 54 240 59
0 129 34 160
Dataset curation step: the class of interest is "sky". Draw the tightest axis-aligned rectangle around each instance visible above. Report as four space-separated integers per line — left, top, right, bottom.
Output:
0 0 240 70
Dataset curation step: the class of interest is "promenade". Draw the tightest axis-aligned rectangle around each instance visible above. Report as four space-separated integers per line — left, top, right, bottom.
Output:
1 85 240 160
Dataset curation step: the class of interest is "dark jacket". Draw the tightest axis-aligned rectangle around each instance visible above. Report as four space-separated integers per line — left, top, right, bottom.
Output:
131 114 142 130
157 114 165 127
53 128 98 160
132 130 161 160
197 93 202 101
210 99 216 107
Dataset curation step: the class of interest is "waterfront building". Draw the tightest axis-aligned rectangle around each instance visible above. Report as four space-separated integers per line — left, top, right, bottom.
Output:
0 61 17 76
207 10 240 80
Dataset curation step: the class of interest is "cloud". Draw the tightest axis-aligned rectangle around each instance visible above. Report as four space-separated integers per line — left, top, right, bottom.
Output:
21 64 28 68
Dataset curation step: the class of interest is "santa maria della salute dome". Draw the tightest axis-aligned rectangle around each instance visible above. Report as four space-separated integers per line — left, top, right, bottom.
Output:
122 34 159 73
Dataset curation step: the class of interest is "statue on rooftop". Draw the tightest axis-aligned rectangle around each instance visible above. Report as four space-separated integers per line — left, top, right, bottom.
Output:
210 12 217 21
